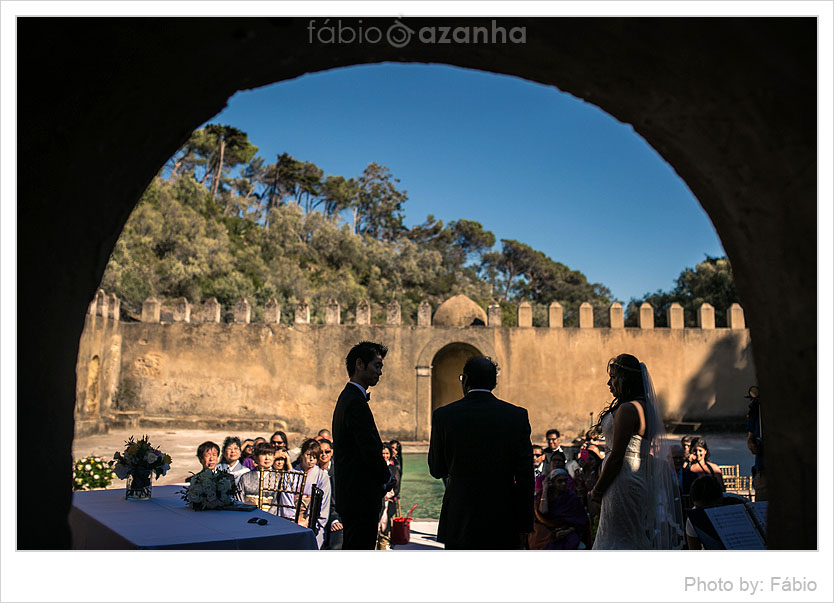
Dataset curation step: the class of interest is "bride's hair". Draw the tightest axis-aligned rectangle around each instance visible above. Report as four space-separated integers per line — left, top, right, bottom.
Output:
594 353 645 430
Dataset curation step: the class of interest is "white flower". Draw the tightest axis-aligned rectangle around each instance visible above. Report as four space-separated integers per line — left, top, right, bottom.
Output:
159 463 170 476
93 474 99 479
84 464 92 471
145 452 158 464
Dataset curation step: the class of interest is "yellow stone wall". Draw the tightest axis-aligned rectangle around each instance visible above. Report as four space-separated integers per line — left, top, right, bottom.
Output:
78 313 755 442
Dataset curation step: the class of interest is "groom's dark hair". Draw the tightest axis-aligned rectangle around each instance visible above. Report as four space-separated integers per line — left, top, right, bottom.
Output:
345 341 388 377
462 356 498 390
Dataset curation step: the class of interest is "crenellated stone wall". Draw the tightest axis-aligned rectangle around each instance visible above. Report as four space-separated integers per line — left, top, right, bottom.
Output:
78 293 755 441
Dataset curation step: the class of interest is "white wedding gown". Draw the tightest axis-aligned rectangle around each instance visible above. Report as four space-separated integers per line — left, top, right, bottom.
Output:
592 411 656 549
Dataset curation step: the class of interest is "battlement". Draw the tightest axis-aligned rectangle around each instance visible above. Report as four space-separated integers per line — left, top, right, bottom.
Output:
79 290 754 441
92 291 748 330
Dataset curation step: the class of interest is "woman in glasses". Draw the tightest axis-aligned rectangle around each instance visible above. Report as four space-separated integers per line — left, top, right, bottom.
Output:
269 430 289 451
217 436 251 484
289 438 331 549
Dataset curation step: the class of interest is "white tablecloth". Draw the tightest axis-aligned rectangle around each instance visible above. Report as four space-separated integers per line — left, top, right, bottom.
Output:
69 485 317 550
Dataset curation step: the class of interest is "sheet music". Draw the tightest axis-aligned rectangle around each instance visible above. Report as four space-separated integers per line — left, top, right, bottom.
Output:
705 505 765 549
748 501 768 533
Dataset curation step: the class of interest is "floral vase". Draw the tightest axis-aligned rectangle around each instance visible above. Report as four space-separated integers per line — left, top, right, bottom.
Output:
125 470 153 500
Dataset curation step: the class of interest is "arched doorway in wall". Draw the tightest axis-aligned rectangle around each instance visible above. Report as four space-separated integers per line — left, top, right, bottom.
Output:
17 18 816 550
431 343 482 413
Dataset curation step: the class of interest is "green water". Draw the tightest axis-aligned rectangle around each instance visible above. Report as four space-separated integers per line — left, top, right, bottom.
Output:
398 453 444 520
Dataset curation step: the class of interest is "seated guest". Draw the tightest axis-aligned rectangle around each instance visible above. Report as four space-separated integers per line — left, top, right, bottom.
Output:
196 441 220 472
289 438 331 549
688 436 724 489
685 475 725 550
529 469 589 550
272 448 291 471
237 442 278 513
240 439 256 470
217 436 250 484
270 430 289 451
535 450 576 494
533 444 548 479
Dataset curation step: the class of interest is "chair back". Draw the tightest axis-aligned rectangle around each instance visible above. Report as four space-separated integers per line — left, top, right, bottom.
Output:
718 464 740 491
258 468 307 522
307 485 324 535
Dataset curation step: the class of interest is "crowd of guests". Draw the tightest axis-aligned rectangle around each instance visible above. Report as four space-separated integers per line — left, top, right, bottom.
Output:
527 428 731 550
192 430 404 550
191 424 735 551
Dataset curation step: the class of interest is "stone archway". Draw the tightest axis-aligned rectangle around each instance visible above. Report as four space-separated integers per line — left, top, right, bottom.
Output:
18 18 816 549
431 342 483 413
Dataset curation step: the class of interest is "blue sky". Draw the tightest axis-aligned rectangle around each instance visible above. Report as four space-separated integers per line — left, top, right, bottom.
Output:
205 62 725 303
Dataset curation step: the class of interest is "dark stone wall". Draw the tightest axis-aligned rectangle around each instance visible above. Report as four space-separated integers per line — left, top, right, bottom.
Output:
18 17 815 549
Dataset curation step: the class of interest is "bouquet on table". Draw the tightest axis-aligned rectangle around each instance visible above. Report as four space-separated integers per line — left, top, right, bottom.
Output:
73 455 117 491
110 435 171 500
181 469 237 510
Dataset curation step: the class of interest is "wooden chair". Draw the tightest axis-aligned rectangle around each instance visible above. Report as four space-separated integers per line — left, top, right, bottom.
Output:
718 464 740 491
257 468 307 522
736 475 754 501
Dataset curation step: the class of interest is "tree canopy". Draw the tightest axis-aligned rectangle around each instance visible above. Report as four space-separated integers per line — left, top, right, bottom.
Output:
625 255 739 327
104 124 731 326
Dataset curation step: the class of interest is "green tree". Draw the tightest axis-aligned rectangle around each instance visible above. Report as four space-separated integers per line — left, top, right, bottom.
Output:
355 163 407 241
320 175 360 220
203 124 258 202
626 255 738 327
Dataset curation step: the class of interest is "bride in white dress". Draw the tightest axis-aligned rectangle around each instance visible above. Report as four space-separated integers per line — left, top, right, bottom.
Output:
589 354 683 549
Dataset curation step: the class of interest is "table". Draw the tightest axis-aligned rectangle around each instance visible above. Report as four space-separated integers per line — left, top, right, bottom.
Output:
69 485 317 550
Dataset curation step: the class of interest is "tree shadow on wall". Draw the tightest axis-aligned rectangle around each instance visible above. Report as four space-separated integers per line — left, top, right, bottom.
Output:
676 334 755 431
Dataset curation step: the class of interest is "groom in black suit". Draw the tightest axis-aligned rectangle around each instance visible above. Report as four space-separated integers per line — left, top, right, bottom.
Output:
332 341 392 549
428 356 533 549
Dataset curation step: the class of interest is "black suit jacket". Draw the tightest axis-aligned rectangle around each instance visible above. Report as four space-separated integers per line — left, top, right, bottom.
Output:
428 390 534 549
332 383 390 518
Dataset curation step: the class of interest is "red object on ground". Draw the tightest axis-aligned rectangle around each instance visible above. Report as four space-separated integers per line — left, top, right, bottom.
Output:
391 504 418 545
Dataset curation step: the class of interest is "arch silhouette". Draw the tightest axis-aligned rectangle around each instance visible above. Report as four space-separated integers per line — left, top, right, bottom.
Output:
18 18 816 549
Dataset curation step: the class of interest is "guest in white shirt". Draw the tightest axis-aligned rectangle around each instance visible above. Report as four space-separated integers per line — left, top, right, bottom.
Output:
217 436 250 484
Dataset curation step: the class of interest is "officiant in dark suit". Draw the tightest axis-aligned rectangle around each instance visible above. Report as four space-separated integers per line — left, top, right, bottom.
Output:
428 356 534 549
332 341 392 550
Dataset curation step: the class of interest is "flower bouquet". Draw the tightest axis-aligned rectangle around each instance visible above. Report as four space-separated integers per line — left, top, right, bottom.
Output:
180 469 237 510
73 455 117 491
110 435 172 500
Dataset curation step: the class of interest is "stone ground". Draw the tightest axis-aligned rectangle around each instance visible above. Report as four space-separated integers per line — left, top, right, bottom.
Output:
72 428 441 549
